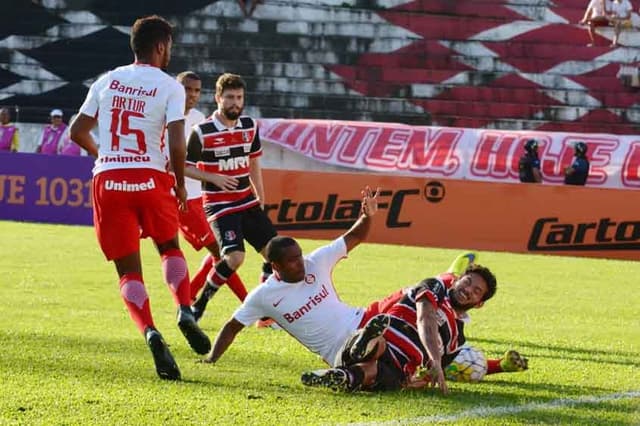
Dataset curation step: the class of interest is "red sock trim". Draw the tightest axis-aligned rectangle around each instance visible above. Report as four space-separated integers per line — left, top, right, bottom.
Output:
190 255 215 300
119 273 154 334
161 248 182 258
119 272 143 286
486 358 503 375
226 273 248 301
160 249 191 306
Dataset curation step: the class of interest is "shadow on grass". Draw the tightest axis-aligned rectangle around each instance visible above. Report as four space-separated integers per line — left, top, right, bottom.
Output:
2 330 636 399
472 337 640 368
0 329 308 391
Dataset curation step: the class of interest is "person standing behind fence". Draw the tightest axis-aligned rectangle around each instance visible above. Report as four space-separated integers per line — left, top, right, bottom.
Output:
564 142 590 186
37 109 66 154
0 107 19 153
70 15 211 381
518 139 542 183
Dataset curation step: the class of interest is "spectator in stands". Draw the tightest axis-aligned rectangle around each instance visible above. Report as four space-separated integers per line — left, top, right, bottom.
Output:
58 113 83 156
616 63 640 87
518 139 542 183
0 107 19 153
608 0 633 46
237 0 263 17
564 142 590 186
580 0 611 46
36 109 66 154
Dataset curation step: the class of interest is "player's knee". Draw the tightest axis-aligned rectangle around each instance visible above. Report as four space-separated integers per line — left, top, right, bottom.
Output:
225 251 245 270
156 236 180 253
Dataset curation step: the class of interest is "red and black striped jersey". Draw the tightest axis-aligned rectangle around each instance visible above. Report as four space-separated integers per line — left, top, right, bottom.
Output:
186 114 262 220
377 278 466 374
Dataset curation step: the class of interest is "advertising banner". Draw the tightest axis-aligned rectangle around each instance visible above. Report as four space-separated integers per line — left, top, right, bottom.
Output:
0 153 94 225
2 153 639 261
262 169 640 261
259 118 640 190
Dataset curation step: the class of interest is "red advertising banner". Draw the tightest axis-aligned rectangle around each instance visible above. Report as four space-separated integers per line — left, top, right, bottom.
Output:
262 169 640 261
259 119 640 190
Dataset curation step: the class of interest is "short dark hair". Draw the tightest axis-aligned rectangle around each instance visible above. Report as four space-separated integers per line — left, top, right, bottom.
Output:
130 15 173 58
215 73 246 97
464 264 497 302
266 236 298 263
177 71 201 83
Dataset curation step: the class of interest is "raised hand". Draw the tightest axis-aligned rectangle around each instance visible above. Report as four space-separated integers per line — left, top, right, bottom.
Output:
361 185 380 218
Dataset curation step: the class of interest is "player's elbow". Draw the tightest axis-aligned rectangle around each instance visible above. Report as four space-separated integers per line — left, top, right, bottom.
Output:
69 124 82 144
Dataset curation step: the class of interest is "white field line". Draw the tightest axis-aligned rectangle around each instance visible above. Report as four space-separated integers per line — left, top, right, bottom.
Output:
344 390 640 426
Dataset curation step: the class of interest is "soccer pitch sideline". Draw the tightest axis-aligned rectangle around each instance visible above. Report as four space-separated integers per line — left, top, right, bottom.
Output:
1 221 638 425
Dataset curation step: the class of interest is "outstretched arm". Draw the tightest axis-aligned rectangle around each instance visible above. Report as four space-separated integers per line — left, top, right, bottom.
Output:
203 318 245 364
415 299 449 394
342 186 380 253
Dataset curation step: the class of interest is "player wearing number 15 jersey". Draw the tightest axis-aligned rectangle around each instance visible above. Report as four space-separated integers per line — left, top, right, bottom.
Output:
70 15 210 381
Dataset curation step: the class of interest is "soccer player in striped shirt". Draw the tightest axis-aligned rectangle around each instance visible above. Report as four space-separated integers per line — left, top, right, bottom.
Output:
173 71 249 306
185 73 278 325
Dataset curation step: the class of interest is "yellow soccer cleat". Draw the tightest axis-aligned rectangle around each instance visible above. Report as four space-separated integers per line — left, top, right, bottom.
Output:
447 251 479 276
500 350 529 372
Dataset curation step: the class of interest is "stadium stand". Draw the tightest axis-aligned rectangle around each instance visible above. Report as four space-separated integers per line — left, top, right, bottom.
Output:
1 0 640 133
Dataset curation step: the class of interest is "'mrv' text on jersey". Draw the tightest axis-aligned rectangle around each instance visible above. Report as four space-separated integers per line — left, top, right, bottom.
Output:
218 157 249 171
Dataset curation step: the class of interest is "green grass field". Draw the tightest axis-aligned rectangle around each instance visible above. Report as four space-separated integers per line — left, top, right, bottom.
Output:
1 221 639 425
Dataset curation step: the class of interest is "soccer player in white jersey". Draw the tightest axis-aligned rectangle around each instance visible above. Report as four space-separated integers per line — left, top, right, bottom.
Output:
203 186 383 367
69 15 210 381
174 71 249 306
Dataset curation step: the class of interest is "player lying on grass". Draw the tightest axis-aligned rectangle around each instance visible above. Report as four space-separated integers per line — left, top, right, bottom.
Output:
300 262 527 394
202 187 527 388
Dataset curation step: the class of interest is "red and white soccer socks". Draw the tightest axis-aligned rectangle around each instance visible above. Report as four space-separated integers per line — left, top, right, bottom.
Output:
119 272 154 333
161 249 191 306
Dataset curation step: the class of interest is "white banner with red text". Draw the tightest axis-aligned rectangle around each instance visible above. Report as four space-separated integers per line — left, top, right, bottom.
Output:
258 119 640 190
